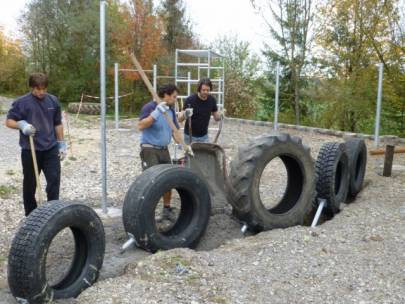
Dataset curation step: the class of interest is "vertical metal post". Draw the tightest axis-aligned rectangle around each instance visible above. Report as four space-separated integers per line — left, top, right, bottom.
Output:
187 72 191 97
207 51 211 78
153 64 157 91
274 61 280 131
383 145 395 177
198 57 201 80
114 63 119 130
100 0 108 213
374 63 384 148
174 49 178 87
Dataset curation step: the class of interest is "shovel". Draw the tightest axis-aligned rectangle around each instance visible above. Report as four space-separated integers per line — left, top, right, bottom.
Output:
29 135 43 204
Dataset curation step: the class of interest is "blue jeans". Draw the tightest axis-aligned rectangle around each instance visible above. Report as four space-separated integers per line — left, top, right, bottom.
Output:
184 133 209 144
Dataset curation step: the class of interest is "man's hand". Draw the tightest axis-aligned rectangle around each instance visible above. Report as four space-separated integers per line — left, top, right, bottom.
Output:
57 140 67 160
184 144 194 157
17 120 36 136
184 108 193 119
151 102 169 120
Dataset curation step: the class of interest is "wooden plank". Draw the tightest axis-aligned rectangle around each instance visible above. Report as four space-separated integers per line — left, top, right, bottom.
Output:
370 147 405 156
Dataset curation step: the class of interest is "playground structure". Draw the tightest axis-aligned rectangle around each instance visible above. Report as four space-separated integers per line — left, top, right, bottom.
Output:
111 49 225 129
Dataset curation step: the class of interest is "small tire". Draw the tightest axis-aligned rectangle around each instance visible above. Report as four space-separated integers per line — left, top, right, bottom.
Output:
7 201 105 303
345 138 367 198
229 133 316 231
123 164 211 253
315 142 350 214
68 102 101 115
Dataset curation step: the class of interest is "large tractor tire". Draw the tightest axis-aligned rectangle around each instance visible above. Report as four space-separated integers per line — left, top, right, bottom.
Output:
315 142 350 214
229 133 316 232
8 201 105 303
123 164 211 253
68 102 101 115
345 138 367 199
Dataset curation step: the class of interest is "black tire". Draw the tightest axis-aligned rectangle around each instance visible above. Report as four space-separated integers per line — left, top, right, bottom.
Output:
68 102 101 115
123 164 211 253
315 142 350 214
345 138 367 198
8 201 105 303
229 133 316 231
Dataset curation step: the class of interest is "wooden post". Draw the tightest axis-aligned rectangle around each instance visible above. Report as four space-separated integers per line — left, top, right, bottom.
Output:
383 145 395 177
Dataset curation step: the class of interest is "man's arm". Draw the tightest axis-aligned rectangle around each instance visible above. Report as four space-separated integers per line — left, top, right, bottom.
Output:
178 111 186 123
138 116 155 131
212 111 221 121
5 119 19 129
55 124 64 140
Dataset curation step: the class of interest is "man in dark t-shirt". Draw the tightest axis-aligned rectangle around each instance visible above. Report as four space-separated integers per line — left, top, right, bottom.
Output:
178 78 221 143
6 73 66 216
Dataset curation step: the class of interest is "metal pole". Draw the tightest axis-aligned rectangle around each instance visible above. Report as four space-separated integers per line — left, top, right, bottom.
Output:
100 0 108 213
311 199 326 227
114 63 119 130
153 64 157 91
274 61 280 131
175 49 178 87
207 51 211 78
187 72 191 97
374 63 384 148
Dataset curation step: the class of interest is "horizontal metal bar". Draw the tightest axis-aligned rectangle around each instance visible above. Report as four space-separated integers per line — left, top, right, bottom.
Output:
198 66 224 70
177 63 209 67
176 79 223 83
119 69 153 72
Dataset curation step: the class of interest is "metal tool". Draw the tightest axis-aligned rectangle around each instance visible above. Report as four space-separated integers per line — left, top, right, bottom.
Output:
29 135 43 204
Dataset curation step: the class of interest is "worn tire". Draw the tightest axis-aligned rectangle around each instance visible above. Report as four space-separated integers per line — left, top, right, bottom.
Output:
8 201 105 303
68 102 101 115
229 133 316 231
315 142 350 214
345 138 367 198
123 164 211 253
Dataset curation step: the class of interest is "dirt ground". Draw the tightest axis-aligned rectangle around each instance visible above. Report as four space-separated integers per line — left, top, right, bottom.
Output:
0 103 404 303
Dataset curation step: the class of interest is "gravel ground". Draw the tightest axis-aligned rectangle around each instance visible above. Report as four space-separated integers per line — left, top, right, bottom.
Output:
0 97 404 303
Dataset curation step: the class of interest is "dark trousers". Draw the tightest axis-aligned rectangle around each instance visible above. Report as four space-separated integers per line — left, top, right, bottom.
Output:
21 145 61 216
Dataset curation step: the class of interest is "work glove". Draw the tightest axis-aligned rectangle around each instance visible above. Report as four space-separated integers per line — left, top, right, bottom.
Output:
17 120 36 136
184 144 194 157
57 140 67 161
151 102 169 120
184 108 193 119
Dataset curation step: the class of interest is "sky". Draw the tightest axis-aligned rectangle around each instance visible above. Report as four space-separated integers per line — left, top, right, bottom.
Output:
0 0 269 55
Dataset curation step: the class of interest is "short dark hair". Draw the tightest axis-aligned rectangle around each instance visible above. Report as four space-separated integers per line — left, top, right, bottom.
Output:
197 78 212 92
29 73 48 88
158 84 179 98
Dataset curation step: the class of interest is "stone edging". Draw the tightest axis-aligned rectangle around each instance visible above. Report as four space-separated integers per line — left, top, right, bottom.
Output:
224 117 405 145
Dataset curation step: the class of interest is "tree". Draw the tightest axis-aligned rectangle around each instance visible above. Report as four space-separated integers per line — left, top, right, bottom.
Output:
0 28 27 96
158 0 195 55
212 35 262 119
316 0 405 135
251 0 313 125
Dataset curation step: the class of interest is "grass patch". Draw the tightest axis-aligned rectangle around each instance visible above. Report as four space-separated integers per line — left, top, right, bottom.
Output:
0 255 6 263
0 185 17 199
68 156 77 161
6 170 15 176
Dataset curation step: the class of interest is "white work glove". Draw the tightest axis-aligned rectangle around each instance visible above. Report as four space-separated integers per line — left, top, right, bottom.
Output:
17 120 36 136
57 140 67 160
151 102 169 120
184 108 193 119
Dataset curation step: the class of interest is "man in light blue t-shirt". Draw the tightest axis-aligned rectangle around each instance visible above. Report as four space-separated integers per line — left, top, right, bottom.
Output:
138 84 180 221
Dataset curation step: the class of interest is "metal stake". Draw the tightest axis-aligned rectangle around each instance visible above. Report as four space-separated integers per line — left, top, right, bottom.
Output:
311 199 326 227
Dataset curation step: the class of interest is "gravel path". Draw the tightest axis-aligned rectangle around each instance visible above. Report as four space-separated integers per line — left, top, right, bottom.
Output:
0 106 404 303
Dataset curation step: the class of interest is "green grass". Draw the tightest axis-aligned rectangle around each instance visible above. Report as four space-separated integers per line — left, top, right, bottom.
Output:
0 185 17 199
5 170 15 176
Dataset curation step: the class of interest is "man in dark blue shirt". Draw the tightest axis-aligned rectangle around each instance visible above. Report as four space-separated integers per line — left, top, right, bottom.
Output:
6 73 66 216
